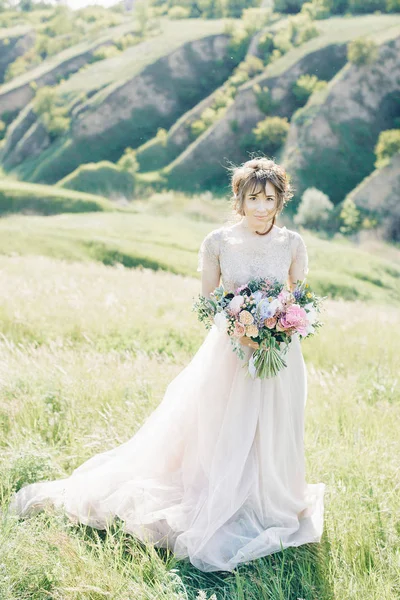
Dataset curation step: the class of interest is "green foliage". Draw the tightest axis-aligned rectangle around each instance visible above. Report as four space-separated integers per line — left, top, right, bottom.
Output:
386 0 400 11
374 129 400 168
227 25 252 64
347 37 378 65
0 180 111 216
117 147 139 176
168 5 191 18
339 196 362 234
252 116 290 153
292 74 327 105
90 44 121 62
135 0 150 38
32 86 70 140
253 84 276 115
257 31 275 62
58 160 136 199
301 0 332 19
242 7 273 35
294 186 334 229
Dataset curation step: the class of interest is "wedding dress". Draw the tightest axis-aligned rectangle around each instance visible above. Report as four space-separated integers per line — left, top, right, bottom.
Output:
8 219 325 573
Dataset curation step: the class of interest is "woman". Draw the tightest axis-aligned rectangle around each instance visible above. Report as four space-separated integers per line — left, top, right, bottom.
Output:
8 157 325 573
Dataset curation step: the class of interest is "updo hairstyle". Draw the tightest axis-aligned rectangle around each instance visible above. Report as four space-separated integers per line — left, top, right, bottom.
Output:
229 157 294 219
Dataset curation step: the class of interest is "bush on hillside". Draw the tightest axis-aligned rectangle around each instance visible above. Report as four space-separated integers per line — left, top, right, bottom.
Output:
90 44 121 62
339 196 362 234
257 32 275 62
253 116 290 153
292 74 327 105
374 129 400 168
58 161 135 199
168 6 191 19
118 147 139 176
294 187 334 229
301 1 331 19
32 86 70 140
347 37 378 66
253 84 276 115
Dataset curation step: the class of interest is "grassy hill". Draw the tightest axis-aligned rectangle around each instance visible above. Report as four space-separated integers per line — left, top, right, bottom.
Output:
0 178 114 215
0 208 399 304
0 208 399 599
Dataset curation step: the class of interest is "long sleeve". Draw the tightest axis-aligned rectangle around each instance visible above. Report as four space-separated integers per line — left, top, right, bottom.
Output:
288 232 309 284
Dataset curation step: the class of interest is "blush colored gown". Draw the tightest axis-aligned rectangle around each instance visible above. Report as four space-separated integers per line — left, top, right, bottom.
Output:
8 220 325 573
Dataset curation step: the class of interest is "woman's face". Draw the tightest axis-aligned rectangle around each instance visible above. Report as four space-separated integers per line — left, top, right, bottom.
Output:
242 180 277 225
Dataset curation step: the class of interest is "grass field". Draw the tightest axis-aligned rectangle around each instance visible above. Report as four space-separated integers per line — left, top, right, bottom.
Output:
0 206 399 599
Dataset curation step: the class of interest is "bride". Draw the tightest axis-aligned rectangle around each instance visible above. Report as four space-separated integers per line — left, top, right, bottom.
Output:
8 157 325 573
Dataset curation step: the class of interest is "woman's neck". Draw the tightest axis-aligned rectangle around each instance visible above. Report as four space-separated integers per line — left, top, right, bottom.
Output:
240 216 276 235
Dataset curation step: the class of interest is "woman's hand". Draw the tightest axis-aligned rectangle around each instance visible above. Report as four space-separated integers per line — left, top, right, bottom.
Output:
239 336 259 350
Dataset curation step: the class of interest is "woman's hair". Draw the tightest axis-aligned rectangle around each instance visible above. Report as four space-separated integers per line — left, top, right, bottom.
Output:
229 157 294 218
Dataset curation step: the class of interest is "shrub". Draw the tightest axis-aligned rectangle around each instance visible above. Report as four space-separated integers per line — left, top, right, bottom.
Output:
257 32 275 62
32 86 70 140
339 197 362 234
168 5 191 18
294 187 334 229
347 37 378 66
292 74 327 105
117 147 139 176
253 84 275 115
252 116 290 153
90 44 120 62
374 129 400 168
301 0 331 19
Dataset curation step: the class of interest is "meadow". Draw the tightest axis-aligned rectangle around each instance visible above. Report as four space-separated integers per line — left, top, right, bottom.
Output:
0 200 399 599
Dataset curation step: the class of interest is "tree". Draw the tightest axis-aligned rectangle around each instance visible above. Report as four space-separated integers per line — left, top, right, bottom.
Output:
32 86 70 139
252 116 290 153
374 129 400 168
294 187 334 229
347 37 378 66
292 74 327 105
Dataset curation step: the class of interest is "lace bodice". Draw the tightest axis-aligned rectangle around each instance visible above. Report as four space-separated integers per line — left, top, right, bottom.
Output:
197 220 309 292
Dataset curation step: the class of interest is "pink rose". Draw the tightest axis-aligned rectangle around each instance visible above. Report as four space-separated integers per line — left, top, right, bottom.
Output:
279 304 308 336
264 317 277 329
228 295 244 315
232 321 246 337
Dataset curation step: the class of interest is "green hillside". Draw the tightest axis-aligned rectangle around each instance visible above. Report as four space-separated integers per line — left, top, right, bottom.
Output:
0 210 399 304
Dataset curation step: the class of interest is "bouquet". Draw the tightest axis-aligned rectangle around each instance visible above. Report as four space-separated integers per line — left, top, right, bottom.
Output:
193 277 324 379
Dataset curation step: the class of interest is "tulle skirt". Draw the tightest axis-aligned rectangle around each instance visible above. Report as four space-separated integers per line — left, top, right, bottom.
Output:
8 325 325 573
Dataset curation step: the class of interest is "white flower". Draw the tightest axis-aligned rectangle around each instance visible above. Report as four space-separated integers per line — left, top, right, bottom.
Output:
214 311 228 333
304 302 317 325
228 295 244 315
